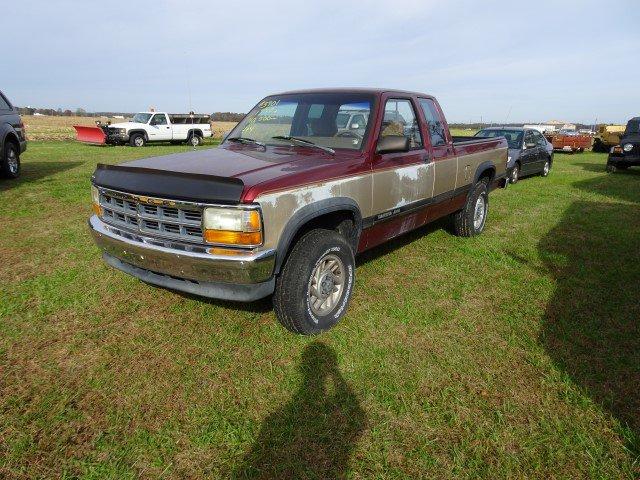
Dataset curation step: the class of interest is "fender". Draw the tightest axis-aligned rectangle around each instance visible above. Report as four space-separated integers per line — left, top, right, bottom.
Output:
274 197 362 274
2 130 19 151
187 128 204 138
128 129 148 141
473 160 496 184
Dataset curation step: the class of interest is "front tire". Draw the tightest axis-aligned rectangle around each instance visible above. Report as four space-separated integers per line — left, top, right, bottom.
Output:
452 179 489 237
509 163 520 184
129 133 146 147
541 159 551 177
1 142 20 179
273 229 355 335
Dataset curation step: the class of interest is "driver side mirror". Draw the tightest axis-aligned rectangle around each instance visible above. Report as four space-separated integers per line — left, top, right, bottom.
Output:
377 135 410 154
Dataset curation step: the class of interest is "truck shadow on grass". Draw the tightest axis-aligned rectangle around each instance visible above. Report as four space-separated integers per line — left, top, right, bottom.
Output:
538 176 640 458
231 342 366 479
0 161 83 192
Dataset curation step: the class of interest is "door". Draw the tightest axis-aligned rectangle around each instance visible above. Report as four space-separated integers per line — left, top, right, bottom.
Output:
521 130 540 174
368 97 432 244
418 98 456 200
532 130 548 171
149 114 172 141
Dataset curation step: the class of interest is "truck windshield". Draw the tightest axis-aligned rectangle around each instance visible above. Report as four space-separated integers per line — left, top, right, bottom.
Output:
132 113 152 124
227 93 375 151
475 129 524 149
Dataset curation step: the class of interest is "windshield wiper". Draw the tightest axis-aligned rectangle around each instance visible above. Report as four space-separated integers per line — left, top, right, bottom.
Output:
271 136 335 155
226 136 266 148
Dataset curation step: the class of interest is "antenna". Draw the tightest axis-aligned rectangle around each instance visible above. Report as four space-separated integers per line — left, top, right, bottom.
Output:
504 106 512 126
184 51 196 151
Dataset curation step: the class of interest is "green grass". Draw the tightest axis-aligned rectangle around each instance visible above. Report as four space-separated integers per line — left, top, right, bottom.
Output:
1 141 639 479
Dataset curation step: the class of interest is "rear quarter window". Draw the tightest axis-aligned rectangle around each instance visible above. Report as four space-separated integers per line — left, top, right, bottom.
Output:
0 94 12 111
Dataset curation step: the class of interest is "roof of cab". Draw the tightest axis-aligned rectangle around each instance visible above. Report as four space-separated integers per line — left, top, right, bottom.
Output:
272 87 433 97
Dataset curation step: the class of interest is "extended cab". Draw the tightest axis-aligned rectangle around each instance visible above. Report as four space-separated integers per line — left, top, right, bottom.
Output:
74 112 212 147
0 90 27 179
89 89 507 334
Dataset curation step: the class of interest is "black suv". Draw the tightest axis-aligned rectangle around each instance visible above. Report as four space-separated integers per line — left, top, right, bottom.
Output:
0 90 27 179
607 117 640 173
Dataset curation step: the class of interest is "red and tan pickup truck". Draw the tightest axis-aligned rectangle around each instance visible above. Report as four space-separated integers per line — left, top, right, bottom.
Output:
89 89 507 334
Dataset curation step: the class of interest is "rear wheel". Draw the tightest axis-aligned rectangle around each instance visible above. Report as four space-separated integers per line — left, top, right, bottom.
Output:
188 134 202 146
130 133 146 147
452 179 489 237
606 162 617 173
1 142 20 179
273 229 355 335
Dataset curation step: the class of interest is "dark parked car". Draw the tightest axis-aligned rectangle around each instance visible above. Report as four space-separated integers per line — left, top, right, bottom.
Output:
607 117 640 173
475 127 553 183
0 90 27 179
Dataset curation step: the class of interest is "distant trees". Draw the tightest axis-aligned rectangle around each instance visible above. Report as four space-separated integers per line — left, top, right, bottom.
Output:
211 112 245 122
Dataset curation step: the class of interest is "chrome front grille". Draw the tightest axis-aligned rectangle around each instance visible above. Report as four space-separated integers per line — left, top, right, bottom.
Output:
98 188 204 243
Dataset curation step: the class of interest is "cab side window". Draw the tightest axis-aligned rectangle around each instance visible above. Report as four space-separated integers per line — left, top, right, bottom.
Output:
380 99 422 149
151 114 167 125
525 131 535 147
533 131 546 146
0 94 11 111
418 98 447 147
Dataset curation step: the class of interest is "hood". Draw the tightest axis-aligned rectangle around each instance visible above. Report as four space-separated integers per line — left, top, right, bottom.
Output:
121 144 343 195
108 121 146 129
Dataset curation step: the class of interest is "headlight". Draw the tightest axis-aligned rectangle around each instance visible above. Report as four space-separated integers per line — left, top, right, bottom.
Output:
507 156 511 162
202 207 262 247
91 185 102 216
119 128 127 135
623 143 633 152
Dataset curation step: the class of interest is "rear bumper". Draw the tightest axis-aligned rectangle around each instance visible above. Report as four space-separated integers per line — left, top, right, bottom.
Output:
19 140 27 154
89 215 276 301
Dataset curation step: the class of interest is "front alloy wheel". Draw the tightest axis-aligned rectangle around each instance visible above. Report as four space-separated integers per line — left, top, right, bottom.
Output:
541 160 550 177
274 228 355 335
1 143 20 179
510 164 520 184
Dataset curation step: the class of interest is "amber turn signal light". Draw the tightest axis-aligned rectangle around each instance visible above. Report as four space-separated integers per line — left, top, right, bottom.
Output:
204 229 262 246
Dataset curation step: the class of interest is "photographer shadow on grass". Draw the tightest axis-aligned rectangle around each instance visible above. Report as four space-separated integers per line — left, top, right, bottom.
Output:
232 342 366 479
538 173 640 456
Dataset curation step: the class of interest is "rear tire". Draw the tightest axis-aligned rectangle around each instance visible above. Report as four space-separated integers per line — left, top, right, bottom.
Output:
606 162 617 173
273 229 355 335
1 142 20 179
452 179 489 237
130 133 146 147
188 134 202 146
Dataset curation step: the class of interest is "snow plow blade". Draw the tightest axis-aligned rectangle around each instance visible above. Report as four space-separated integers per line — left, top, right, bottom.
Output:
74 125 106 144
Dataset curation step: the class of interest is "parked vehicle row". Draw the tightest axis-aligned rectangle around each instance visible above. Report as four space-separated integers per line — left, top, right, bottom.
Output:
474 127 553 183
89 89 508 334
607 117 640 173
0 90 27 179
74 112 213 147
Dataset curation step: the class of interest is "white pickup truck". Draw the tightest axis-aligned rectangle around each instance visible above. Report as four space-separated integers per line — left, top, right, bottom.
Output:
74 112 213 147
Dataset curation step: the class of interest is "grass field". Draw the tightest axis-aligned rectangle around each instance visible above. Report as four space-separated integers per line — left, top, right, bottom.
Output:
1 140 639 479
21 115 237 141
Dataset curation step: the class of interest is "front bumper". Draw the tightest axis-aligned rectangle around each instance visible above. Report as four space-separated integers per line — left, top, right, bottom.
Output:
89 215 276 301
608 153 640 166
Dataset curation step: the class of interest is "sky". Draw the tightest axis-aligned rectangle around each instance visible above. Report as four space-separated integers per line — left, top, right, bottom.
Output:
3 0 639 124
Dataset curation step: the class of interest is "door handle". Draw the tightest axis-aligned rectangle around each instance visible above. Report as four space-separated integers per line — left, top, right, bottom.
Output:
422 153 431 163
